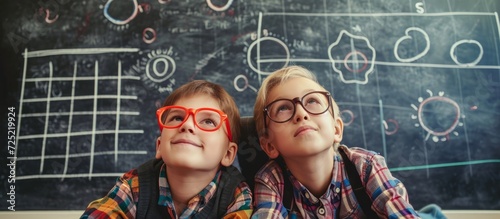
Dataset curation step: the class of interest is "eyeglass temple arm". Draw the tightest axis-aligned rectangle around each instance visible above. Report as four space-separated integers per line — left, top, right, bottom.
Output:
225 119 233 142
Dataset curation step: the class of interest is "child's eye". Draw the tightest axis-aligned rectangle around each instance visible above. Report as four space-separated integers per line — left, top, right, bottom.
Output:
305 97 320 105
169 115 184 121
164 113 185 125
276 104 292 112
199 119 217 127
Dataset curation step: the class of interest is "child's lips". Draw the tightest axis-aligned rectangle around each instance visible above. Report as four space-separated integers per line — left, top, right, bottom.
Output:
294 125 316 137
171 139 202 147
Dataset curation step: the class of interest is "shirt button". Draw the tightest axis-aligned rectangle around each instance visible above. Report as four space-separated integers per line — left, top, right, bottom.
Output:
335 187 340 193
317 207 325 215
305 193 310 199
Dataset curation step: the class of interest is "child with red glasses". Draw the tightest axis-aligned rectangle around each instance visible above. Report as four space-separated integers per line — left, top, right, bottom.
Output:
251 66 422 218
82 80 253 219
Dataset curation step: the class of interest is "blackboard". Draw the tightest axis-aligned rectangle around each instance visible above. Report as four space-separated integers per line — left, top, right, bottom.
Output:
1 0 500 211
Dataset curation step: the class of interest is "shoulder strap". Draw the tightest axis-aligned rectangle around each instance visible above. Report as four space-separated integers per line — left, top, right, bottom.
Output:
137 158 171 219
339 148 380 219
195 165 245 219
276 157 296 214
218 166 245 216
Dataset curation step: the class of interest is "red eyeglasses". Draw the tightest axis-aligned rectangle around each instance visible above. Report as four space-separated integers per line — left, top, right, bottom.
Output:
156 106 233 141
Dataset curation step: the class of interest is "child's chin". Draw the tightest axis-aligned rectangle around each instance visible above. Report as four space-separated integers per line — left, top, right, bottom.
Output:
289 145 331 155
166 158 211 169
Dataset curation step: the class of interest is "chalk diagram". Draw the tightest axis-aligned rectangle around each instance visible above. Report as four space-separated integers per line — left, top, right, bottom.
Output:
394 27 430 63
450 39 484 67
100 0 156 44
244 15 377 85
340 110 355 126
328 30 376 85
233 74 258 93
382 118 399 136
206 0 234 12
246 12 499 85
411 90 463 143
132 47 179 93
245 10 500 172
204 0 236 15
15 48 147 180
34 6 59 24
342 107 398 135
101 0 140 31
243 27 292 84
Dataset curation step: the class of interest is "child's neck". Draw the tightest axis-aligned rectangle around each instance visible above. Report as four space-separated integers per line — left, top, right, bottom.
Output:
166 167 218 214
285 147 335 197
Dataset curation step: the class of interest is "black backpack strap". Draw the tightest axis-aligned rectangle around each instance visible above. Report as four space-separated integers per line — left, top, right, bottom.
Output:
339 148 380 219
195 165 245 219
217 166 245 216
137 158 171 219
276 157 297 215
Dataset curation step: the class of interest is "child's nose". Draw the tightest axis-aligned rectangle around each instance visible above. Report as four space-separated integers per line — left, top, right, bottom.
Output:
293 103 309 122
179 114 196 134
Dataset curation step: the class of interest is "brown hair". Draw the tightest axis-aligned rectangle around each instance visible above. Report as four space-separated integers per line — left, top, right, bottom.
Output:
162 80 241 143
253 66 340 137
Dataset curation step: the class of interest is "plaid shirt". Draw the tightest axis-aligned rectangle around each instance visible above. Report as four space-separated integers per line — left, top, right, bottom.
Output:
252 145 421 219
82 163 253 219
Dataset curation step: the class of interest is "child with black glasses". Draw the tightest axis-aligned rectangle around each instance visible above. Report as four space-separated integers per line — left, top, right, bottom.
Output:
82 80 253 219
251 66 421 218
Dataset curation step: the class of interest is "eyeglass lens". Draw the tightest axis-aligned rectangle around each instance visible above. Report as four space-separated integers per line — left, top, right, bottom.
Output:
160 108 222 130
267 92 329 122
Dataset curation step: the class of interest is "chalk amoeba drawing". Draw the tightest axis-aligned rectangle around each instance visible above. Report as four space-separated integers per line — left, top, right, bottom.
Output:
411 89 464 142
328 30 376 85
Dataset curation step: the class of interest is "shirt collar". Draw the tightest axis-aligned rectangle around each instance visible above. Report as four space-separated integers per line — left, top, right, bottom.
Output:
157 163 222 216
287 154 343 203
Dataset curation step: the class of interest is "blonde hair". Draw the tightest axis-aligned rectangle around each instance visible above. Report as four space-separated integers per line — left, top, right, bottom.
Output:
253 66 340 138
162 80 241 143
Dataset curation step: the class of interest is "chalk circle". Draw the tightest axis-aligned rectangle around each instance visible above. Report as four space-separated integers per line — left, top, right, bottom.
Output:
383 119 399 135
143 27 157 44
103 0 139 25
234 75 256 92
146 55 176 83
206 0 233 12
450 39 483 67
246 36 290 76
341 110 354 126
343 51 368 73
417 96 460 136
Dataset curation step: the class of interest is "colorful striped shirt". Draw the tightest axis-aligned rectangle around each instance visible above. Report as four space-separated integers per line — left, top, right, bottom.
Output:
252 145 421 219
81 163 253 219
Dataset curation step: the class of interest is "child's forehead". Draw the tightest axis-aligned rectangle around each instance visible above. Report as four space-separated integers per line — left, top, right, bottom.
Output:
172 94 222 109
269 77 324 96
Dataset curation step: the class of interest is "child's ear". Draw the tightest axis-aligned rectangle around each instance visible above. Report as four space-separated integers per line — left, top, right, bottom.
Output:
220 142 237 167
333 117 344 143
260 136 279 159
155 137 162 159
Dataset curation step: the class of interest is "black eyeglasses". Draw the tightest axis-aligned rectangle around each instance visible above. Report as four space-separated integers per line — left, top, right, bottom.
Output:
263 91 332 129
